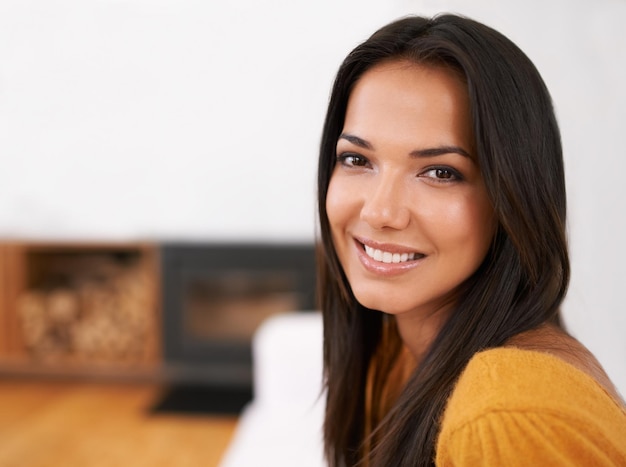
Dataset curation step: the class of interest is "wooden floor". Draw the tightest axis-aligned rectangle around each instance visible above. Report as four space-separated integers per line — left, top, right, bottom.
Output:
0 379 239 467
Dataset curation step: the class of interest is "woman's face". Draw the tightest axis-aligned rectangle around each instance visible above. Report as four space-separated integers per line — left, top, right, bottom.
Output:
326 60 496 319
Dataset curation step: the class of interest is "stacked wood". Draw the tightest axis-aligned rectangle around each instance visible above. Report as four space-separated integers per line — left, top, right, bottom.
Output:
17 255 153 364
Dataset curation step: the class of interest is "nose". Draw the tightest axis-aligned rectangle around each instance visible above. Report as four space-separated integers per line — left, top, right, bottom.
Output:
360 175 411 230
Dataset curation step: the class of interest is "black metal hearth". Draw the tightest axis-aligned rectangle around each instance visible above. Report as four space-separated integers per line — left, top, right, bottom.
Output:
159 243 316 398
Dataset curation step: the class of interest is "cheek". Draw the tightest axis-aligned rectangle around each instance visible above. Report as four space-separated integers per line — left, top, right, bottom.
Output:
325 175 353 232
454 198 496 256
422 192 495 255
464 191 497 240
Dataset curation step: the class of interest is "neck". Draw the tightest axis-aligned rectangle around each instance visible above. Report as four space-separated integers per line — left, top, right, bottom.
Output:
394 305 452 365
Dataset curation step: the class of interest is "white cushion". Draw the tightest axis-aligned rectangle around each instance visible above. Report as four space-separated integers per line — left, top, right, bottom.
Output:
219 312 326 467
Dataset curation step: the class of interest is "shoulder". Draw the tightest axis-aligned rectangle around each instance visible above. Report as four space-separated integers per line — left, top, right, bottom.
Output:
436 347 626 466
441 346 625 426
504 322 622 400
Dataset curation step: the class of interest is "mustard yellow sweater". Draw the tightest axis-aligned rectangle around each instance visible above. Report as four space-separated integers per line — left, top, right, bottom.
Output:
436 348 626 466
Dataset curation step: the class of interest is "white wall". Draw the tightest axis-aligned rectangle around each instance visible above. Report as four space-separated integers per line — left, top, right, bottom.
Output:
1 0 624 394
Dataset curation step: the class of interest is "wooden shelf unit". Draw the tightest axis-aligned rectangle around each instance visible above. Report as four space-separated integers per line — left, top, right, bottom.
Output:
0 241 162 379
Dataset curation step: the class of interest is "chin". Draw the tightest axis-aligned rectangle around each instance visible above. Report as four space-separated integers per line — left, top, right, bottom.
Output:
351 284 455 319
352 290 410 315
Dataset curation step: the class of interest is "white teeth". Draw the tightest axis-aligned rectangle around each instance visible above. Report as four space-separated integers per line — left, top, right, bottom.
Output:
364 245 419 264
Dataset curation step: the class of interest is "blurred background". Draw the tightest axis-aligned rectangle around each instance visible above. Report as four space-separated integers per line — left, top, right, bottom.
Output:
0 0 624 464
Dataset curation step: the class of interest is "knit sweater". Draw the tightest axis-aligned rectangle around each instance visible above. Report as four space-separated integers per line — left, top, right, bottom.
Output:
436 348 626 466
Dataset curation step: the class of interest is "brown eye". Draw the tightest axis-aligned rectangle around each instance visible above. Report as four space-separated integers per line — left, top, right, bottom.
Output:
337 153 370 168
421 167 463 182
436 168 453 179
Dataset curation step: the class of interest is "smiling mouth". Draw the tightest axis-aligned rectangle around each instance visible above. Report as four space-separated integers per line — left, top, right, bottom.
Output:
363 244 426 264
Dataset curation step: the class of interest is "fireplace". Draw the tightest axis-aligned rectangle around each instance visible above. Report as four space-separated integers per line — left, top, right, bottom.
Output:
160 243 316 389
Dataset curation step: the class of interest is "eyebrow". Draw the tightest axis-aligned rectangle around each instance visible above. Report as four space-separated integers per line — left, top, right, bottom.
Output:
338 133 471 158
338 133 373 150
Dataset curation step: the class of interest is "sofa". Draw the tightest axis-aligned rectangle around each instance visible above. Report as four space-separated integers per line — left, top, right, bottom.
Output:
219 312 326 467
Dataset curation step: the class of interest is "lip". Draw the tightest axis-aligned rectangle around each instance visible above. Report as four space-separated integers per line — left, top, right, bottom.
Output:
355 236 422 254
353 237 425 276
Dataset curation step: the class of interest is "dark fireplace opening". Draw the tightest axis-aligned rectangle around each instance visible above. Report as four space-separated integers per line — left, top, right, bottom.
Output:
156 243 316 414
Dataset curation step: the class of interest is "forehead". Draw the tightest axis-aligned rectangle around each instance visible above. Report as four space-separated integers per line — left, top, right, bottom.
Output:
342 60 473 150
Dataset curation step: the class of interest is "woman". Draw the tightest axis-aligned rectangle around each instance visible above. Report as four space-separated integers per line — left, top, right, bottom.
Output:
316 14 626 466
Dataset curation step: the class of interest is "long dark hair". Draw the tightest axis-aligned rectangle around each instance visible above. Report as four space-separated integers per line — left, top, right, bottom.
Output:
317 14 569 466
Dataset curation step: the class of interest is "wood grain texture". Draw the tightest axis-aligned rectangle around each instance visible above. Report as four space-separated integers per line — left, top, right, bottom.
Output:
0 380 238 467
